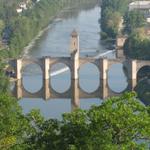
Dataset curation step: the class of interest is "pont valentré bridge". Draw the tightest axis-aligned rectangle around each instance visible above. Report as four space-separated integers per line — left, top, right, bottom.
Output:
9 30 150 107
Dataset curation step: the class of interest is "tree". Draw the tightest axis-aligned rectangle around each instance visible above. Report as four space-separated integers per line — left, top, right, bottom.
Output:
124 10 146 33
124 28 150 60
0 93 29 150
100 0 129 39
26 92 150 150
0 19 4 37
0 62 9 93
101 8 121 38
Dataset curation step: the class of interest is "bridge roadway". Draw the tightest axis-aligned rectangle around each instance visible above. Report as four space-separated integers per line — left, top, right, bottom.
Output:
10 31 150 107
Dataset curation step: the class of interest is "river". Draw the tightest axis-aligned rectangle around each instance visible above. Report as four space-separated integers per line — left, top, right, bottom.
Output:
18 3 128 119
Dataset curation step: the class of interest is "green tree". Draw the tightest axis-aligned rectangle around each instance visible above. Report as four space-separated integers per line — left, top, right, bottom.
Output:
100 0 129 38
124 28 150 60
101 8 122 38
0 93 29 150
124 10 146 33
26 93 150 150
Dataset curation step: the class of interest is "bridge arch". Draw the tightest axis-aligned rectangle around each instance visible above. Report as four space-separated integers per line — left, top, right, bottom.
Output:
137 65 150 81
78 62 100 94
107 62 128 93
21 62 43 94
21 58 43 72
50 62 71 94
49 58 72 70
136 60 150 75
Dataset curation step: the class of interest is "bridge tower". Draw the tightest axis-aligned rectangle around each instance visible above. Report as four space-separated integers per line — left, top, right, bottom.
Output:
116 36 126 58
70 30 80 108
70 30 79 80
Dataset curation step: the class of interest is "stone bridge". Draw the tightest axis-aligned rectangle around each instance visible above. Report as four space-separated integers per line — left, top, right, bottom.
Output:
10 31 150 107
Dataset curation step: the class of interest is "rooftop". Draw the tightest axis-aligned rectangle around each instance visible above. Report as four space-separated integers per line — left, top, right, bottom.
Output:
129 1 150 10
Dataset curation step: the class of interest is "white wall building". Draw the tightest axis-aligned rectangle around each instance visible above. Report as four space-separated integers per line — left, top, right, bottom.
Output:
129 1 150 11
16 8 23 13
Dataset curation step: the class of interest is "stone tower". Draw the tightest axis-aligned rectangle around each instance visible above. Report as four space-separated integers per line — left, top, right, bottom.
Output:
70 30 79 79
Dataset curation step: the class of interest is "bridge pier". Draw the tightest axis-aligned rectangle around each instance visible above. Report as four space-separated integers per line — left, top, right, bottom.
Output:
14 79 23 99
129 60 137 90
100 58 108 80
43 79 50 100
71 79 80 110
43 57 50 80
15 59 22 79
100 79 108 99
116 36 126 58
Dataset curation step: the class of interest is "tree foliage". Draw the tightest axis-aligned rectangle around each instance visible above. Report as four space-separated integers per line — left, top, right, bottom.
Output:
25 93 150 150
100 0 129 39
0 91 150 150
124 28 150 60
124 10 146 33
0 93 29 150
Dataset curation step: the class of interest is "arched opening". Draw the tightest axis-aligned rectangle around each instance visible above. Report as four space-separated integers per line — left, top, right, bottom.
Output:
108 63 128 93
22 63 43 93
50 63 71 93
79 63 100 93
136 66 150 105
137 66 150 82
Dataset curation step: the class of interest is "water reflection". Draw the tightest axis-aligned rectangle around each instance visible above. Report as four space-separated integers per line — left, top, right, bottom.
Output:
12 78 137 103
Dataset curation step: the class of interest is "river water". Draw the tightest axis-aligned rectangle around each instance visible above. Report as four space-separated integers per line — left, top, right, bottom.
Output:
18 4 128 119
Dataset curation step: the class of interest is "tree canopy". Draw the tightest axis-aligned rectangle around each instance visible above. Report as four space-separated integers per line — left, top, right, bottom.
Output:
100 0 129 39
0 91 150 150
124 28 150 60
25 92 150 150
124 10 146 33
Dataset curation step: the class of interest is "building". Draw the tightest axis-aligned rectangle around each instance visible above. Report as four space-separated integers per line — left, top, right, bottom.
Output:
16 8 23 13
129 1 150 11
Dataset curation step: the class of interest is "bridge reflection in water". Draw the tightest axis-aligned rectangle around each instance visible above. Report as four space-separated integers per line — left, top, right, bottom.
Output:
12 78 136 109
